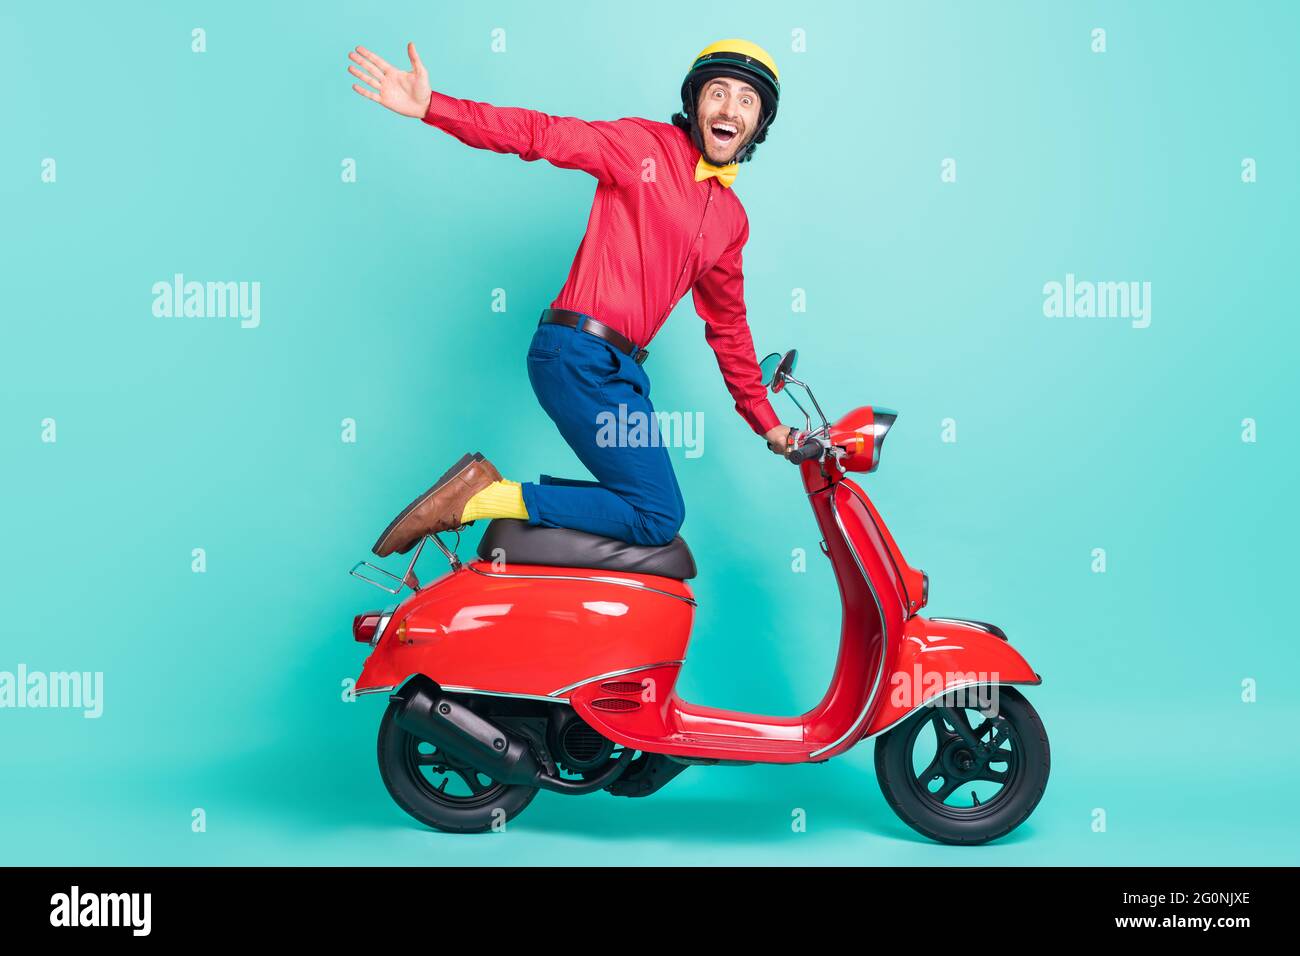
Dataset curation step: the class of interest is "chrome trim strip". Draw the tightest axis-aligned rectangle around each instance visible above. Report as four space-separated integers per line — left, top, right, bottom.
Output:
352 682 570 704
929 617 1008 640
859 679 1040 741
442 685 569 704
467 564 696 606
808 487 890 759
549 660 684 698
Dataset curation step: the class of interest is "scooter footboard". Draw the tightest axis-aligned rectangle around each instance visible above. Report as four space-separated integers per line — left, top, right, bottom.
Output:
862 616 1041 738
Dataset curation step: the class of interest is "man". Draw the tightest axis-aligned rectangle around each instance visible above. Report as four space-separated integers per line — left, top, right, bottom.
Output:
349 38 791 555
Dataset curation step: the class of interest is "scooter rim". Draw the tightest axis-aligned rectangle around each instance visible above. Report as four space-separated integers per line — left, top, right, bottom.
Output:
898 701 1026 821
400 732 513 808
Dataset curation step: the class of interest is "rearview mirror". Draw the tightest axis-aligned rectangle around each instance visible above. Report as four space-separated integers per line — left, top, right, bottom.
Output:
759 349 798 394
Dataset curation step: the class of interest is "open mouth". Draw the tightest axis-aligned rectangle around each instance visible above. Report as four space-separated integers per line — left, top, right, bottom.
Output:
708 121 739 148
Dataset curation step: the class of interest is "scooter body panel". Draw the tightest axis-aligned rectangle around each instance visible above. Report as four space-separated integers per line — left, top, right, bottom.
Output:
355 562 695 699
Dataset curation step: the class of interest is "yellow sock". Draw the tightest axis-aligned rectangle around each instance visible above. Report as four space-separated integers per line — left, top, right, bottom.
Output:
461 479 529 522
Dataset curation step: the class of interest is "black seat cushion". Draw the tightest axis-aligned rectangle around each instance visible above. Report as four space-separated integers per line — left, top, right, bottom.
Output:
476 519 696 580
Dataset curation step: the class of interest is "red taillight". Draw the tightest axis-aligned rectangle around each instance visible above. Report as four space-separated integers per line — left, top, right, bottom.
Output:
353 611 383 643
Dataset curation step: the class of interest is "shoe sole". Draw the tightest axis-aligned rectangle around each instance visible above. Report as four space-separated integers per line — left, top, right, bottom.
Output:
372 452 483 557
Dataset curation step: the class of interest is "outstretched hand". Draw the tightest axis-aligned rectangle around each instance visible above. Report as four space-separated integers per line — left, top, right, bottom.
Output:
348 42 431 118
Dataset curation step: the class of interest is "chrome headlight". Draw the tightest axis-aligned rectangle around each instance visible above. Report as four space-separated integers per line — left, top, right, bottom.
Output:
869 408 898 471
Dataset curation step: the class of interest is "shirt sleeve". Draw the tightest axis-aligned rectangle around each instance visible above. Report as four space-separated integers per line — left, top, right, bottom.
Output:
421 90 641 187
691 216 782 437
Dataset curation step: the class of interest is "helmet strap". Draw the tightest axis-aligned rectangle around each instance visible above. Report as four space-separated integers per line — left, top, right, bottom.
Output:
735 110 772 163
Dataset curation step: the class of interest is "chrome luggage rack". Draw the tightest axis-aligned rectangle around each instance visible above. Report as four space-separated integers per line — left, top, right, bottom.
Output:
349 528 465 595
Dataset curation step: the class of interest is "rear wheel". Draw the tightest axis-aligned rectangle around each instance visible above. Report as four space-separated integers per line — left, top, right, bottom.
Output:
873 686 1049 845
377 701 538 833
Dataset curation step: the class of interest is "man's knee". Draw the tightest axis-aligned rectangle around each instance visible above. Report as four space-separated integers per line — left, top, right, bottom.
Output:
635 500 685 548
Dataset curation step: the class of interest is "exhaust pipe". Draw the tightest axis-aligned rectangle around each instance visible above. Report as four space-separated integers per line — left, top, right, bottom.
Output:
391 676 635 795
392 677 542 787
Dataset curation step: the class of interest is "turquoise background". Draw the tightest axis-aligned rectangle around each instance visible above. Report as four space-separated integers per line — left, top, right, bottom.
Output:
2 0 1297 865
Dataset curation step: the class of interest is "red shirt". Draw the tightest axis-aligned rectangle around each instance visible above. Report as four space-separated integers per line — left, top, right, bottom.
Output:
421 90 781 436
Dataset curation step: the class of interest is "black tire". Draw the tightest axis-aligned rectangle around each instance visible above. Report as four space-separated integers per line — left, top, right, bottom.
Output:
376 701 538 834
874 686 1049 845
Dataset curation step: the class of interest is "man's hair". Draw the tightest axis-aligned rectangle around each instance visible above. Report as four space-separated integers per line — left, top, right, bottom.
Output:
669 98 770 164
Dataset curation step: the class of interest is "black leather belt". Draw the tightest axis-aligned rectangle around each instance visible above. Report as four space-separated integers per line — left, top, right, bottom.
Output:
539 308 649 365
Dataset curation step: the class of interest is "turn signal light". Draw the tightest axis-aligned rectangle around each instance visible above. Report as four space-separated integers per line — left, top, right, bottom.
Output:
832 432 867 455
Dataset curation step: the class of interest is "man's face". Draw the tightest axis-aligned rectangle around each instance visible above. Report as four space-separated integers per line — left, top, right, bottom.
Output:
695 75 762 164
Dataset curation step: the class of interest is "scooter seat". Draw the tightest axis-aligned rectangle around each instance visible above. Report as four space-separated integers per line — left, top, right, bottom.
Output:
476 519 697 580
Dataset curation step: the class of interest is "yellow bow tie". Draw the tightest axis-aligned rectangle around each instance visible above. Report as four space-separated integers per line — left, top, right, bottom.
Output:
695 155 739 188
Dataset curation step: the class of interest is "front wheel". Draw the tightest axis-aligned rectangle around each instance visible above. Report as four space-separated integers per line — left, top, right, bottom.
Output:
377 701 538 833
874 686 1049 845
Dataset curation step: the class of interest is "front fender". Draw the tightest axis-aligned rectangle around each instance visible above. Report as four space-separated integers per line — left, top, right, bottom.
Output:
862 615 1041 738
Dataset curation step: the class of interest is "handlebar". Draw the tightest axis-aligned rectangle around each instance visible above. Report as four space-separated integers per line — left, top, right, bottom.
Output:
787 436 824 464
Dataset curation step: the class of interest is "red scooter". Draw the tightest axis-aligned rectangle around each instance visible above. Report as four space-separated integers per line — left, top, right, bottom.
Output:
348 350 1050 844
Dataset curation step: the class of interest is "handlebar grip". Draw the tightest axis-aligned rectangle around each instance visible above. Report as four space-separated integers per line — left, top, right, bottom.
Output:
787 437 824 464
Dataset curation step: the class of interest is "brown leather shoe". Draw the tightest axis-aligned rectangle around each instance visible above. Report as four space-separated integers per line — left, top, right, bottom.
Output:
372 452 503 557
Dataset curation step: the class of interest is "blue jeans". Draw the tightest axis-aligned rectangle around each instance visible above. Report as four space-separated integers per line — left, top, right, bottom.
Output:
520 322 685 546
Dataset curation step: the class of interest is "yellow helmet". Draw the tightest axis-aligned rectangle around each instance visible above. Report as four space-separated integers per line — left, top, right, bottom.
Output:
679 38 781 162
691 38 780 84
